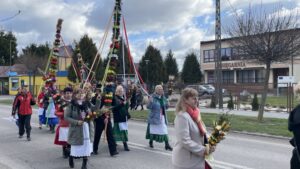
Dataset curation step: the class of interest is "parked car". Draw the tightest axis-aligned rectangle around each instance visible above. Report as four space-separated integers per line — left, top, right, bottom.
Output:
186 85 215 96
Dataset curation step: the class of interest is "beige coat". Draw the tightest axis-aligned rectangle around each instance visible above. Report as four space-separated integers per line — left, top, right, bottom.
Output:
172 112 206 169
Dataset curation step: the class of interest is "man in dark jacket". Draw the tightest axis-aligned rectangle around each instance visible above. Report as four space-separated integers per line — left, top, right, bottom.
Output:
288 104 300 169
12 86 36 141
92 84 118 156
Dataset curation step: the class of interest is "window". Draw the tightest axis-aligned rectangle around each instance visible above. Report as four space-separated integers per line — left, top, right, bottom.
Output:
221 48 232 61
11 78 19 90
237 70 255 83
203 49 215 63
222 71 234 83
232 47 240 60
255 69 265 83
207 71 215 83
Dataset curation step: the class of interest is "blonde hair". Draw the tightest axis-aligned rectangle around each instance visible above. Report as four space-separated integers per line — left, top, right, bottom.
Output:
115 85 124 96
175 88 198 113
155 85 163 93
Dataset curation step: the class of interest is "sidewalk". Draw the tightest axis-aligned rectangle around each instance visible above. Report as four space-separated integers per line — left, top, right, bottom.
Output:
166 107 288 119
1 95 288 119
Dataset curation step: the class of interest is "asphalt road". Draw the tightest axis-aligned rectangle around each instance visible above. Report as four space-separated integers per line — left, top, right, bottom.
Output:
0 104 292 169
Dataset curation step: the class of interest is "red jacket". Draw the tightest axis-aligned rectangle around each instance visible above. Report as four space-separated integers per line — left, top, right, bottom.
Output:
37 92 45 108
14 92 35 115
55 101 70 127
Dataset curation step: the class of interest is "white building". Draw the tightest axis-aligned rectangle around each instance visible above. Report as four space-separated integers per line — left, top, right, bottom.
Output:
200 38 300 92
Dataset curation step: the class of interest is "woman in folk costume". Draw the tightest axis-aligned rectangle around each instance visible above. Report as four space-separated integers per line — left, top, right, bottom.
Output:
43 87 59 133
172 88 215 169
64 88 96 169
54 87 73 158
37 87 46 129
146 85 172 151
112 85 131 151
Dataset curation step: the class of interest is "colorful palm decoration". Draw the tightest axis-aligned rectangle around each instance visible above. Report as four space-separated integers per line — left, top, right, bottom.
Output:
42 18 63 90
102 0 122 107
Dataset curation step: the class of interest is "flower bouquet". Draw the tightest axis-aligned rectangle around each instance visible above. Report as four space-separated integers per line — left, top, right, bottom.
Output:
204 113 231 169
84 111 100 122
208 113 231 146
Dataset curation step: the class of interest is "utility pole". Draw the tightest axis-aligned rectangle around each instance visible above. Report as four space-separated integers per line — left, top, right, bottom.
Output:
215 0 223 109
145 59 149 90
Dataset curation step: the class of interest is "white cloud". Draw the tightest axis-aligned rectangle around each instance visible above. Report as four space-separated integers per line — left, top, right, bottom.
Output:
0 0 299 72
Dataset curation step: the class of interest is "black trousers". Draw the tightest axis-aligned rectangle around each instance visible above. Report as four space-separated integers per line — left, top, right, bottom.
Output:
93 117 116 155
19 114 31 137
291 148 300 169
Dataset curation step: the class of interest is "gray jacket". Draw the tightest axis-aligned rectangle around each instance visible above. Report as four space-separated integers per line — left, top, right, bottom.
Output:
147 94 169 125
172 112 206 169
64 101 95 145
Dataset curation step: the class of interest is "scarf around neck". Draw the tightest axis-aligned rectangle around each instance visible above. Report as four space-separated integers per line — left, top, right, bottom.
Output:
186 105 206 136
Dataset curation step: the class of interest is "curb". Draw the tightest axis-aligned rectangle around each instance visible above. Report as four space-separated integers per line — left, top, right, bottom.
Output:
130 118 290 140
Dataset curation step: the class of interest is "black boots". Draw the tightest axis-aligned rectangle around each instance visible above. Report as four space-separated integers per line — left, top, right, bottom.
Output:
165 141 173 151
69 156 74 168
149 140 154 148
63 146 70 158
123 142 130 151
81 158 87 169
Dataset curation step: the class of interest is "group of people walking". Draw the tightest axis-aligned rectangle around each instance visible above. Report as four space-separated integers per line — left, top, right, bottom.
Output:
11 83 219 169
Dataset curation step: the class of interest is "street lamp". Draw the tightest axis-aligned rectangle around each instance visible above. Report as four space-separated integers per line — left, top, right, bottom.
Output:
145 59 149 89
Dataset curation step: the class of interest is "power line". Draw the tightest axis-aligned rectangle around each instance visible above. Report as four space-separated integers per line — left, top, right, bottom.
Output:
0 10 21 22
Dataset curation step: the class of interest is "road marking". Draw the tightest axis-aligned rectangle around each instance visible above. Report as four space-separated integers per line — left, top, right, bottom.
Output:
227 136 290 148
0 117 277 169
128 142 255 169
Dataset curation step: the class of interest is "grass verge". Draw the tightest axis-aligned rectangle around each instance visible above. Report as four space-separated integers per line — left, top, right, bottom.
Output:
130 110 291 137
0 99 291 137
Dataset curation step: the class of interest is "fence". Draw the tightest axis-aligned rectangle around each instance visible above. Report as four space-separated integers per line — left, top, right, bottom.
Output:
171 82 300 112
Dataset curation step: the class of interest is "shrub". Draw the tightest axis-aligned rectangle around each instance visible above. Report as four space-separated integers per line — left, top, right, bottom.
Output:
252 93 259 111
227 93 234 110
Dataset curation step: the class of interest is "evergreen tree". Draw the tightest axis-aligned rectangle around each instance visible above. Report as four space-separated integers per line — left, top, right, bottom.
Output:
67 34 102 82
164 49 179 80
181 52 202 83
252 93 259 111
0 31 18 65
227 93 234 110
138 45 166 90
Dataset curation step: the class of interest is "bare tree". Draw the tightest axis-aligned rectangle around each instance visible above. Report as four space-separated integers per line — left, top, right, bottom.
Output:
227 7 300 121
17 53 48 95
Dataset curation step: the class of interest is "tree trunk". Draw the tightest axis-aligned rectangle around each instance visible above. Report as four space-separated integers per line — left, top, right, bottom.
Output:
258 63 271 121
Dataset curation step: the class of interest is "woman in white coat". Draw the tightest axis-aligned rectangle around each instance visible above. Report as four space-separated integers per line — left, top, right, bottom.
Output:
172 88 215 169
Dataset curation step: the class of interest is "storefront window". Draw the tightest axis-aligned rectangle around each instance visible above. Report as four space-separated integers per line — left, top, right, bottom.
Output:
207 71 215 83
237 70 255 83
222 71 234 83
255 69 265 83
11 78 19 90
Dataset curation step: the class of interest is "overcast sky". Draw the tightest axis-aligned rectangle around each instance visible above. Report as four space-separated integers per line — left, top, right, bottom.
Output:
0 0 298 70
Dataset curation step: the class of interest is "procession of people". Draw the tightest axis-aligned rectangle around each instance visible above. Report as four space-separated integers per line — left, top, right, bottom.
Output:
10 81 183 168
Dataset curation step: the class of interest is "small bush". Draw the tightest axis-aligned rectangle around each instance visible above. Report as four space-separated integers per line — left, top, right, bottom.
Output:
210 94 216 108
227 93 234 110
252 93 259 111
